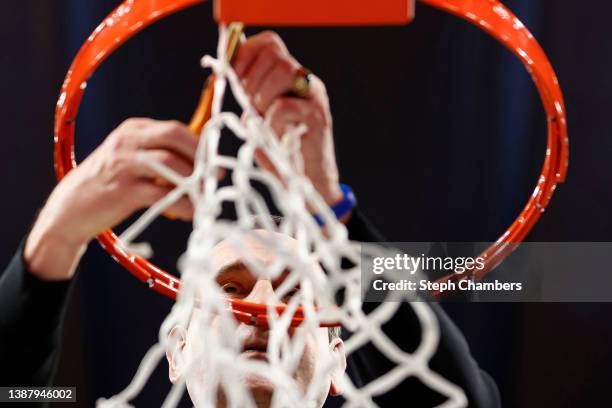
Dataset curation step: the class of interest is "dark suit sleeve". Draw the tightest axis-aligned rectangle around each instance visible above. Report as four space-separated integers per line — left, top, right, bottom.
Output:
0 241 73 386
343 209 501 407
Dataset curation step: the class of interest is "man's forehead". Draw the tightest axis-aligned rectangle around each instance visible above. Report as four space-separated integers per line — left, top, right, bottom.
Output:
210 229 299 273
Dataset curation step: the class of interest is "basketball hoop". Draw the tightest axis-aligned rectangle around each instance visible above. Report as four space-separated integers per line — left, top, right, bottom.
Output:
54 1 568 406
54 0 567 307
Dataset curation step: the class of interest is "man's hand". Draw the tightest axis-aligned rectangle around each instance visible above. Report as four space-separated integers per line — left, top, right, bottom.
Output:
24 31 346 281
24 118 197 281
233 31 344 207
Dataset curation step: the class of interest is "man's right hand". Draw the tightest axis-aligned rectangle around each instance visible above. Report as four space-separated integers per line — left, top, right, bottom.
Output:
24 118 197 281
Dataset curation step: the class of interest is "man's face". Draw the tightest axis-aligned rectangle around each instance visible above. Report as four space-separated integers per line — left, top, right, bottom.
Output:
167 230 346 408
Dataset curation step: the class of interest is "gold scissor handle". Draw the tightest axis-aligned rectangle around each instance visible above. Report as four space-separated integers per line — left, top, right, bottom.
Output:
188 23 245 135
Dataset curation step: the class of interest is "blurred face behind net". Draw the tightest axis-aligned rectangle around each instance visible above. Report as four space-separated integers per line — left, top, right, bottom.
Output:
167 230 346 408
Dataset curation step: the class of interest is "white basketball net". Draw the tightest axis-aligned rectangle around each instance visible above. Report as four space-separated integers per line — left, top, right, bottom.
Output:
97 26 467 408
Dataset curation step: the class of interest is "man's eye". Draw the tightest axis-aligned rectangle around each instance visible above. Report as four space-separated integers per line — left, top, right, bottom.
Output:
222 282 241 296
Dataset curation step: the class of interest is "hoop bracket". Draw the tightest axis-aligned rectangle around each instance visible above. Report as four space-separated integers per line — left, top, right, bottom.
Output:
214 0 414 26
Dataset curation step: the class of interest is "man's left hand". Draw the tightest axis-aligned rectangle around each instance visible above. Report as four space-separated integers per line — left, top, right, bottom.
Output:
233 31 344 207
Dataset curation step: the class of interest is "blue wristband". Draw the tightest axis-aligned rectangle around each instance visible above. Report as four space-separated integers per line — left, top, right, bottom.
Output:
313 184 356 226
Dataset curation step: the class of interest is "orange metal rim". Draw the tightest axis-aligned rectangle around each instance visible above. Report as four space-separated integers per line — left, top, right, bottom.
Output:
54 0 568 320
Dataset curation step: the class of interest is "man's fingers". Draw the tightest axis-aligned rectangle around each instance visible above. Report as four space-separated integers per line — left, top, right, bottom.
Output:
265 97 325 138
135 120 198 161
254 60 299 113
133 182 194 221
234 32 300 113
243 47 279 97
233 31 288 77
133 149 194 180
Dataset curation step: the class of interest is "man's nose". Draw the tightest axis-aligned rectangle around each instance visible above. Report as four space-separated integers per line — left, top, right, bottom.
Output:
243 279 276 304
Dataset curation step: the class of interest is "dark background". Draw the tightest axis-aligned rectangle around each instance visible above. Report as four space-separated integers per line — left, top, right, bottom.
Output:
2 0 611 406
